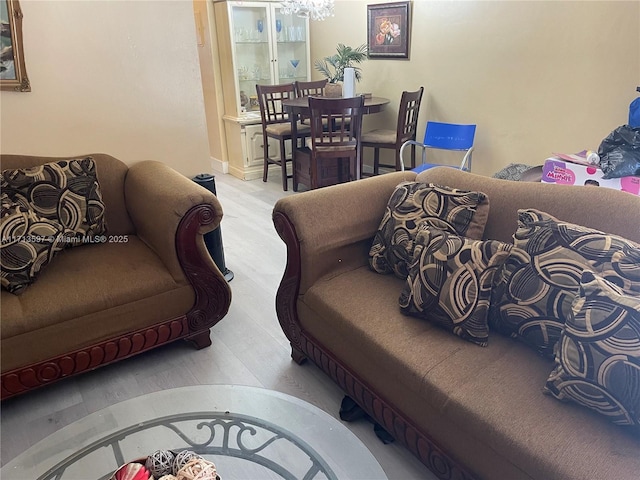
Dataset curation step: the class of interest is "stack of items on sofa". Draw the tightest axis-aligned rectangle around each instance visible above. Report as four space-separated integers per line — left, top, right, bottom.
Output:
542 150 640 195
272 167 640 480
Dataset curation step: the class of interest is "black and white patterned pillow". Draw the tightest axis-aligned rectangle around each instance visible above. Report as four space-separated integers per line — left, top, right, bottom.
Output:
369 182 489 279
399 226 512 346
0 193 66 294
489 209 640 357
544 271 640 432
1 157 107 244
611 246 640 293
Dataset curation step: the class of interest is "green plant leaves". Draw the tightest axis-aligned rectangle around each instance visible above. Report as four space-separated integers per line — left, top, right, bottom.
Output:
314 43 368 83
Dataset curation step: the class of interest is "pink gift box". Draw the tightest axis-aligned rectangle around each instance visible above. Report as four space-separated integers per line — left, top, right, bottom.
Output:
542 158 640 196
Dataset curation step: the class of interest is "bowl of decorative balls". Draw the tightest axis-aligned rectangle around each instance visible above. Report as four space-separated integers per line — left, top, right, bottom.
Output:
110 449 220 480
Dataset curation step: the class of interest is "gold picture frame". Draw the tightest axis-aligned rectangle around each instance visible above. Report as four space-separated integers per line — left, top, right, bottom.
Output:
1 0 30 92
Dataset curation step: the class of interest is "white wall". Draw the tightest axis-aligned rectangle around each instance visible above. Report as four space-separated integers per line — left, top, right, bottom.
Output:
1 0 212 177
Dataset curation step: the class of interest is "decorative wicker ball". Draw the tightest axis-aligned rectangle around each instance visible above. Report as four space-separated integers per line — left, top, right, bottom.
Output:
158 476 178 480
175 458 218 480
172 450 202 475
145 449 176 478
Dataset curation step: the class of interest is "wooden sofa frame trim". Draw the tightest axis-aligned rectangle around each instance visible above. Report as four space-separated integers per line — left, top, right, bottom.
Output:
273 210 477 480
1 204 231 400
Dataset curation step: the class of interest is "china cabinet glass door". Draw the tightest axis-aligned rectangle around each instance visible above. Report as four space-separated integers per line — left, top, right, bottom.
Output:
273 9 308 84
231 3 272 114
228 1 310 115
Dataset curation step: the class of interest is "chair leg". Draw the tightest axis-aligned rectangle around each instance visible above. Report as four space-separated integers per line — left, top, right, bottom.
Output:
292 148 299 192
263 137 270 183
373 148 380 175
280 138 288 191
311 154 318 190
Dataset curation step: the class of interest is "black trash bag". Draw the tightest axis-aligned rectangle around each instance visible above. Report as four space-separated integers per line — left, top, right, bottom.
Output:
597 125 640 179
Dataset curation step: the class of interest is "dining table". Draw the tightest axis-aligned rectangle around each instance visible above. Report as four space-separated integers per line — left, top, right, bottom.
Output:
282 96 390 185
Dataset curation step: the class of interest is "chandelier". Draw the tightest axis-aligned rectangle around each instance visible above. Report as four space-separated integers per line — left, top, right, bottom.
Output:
280 0 335 21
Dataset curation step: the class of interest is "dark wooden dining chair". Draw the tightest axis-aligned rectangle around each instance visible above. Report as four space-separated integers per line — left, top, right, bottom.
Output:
295 79 328 98
293 96 365 191
294 79 328 127
256 83 310 191
361 87 424 175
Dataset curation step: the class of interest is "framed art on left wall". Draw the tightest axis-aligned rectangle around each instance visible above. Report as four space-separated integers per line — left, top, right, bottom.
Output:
1 0 30 91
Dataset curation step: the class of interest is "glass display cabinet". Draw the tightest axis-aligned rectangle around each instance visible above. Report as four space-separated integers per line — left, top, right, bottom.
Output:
214 0 311 180
231 2 310 114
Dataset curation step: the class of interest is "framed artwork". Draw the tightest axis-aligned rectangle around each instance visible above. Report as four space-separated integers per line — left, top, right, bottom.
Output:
367 1 411 59
1 0 30 91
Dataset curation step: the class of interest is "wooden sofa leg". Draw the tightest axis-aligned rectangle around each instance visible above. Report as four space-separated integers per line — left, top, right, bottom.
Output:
291 345 307 364
185 330 212 349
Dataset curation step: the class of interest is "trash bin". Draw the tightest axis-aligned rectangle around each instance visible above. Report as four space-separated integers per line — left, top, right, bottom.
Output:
192 173 234 282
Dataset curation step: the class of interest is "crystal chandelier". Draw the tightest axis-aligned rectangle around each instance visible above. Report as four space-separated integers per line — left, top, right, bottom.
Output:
280 0 335 21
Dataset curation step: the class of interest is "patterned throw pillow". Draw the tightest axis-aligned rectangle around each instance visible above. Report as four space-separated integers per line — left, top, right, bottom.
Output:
369 182 489 279
399 226 512 346
544 271 640 431
611 247 640 293
0 193 66 294
1 157 107 244
490 209 640 357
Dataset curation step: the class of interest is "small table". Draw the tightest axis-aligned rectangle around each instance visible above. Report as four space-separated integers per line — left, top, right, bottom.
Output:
2 385 388 480
282 96 390 187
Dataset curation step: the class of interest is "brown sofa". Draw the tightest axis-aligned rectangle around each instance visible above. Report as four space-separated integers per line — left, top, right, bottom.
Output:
1 154 232 399
273 167 640 480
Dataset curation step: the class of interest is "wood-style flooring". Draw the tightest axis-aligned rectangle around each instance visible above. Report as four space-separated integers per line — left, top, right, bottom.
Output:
0 170 436 479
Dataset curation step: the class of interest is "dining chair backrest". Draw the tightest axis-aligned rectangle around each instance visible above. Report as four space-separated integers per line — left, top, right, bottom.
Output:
307 96 365 151
295 79 328 98
423 122 476 151
256 83 296 125
397 87 424 144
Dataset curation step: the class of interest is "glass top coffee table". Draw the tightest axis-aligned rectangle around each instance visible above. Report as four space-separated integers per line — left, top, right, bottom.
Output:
2 385 387 480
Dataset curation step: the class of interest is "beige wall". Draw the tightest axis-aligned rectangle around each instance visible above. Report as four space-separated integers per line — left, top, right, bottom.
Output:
0 0 212 177
194 0 228 172
311 0 640 176
2 1 638 179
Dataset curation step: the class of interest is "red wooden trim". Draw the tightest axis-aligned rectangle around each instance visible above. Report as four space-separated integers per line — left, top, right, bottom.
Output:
177 204 232 346
273 209 477 480
1 204 231 400
1 318 189 399
273 210 305 356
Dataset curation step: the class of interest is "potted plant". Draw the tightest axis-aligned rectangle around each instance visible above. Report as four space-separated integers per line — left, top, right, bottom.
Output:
314 43 367 97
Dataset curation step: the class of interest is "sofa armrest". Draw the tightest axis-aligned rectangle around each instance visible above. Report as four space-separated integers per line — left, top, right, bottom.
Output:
273 171 416 295
124 160 222 283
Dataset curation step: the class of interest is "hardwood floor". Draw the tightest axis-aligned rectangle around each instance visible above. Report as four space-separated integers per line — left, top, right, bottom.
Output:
0 171 436 479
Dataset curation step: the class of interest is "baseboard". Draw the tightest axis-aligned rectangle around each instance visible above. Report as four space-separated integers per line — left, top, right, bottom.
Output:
211 156 228 174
